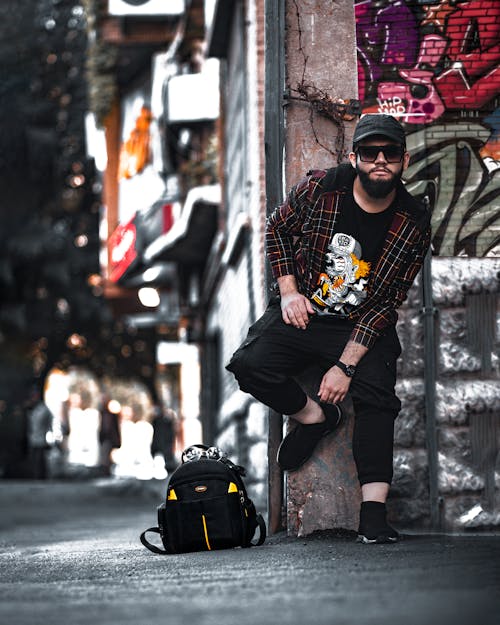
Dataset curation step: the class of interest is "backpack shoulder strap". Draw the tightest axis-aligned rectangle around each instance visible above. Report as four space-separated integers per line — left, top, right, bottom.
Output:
252 514 266 546
318 166 338 194
308 163 353 205
140 527 169 555
242 513 266 548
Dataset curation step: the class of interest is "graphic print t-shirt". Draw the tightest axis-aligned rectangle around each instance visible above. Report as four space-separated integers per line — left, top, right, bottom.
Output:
310 191 395 317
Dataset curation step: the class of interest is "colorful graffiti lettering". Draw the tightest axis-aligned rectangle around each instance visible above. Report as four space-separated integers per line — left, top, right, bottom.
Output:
405 124 500 256
434 1 500 109
355 0 500 258
356 0 500 124
356 0 419 104
480 108 500 173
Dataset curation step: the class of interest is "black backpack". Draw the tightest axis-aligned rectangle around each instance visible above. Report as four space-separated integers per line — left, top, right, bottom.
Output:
140 445 266 554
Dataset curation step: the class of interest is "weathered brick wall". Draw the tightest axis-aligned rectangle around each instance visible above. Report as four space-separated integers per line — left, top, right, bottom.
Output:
205 0 269 512
207 250 269 509
355 0 500 530
242 0 269 510
246 0 268 320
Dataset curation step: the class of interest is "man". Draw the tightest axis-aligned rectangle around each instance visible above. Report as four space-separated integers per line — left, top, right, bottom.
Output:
227 114 431 544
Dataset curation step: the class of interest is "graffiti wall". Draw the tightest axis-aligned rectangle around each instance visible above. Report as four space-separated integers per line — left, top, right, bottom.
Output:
355 0 500 257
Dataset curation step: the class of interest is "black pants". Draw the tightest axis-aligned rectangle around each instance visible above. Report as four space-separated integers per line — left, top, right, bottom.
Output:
226 299 402 485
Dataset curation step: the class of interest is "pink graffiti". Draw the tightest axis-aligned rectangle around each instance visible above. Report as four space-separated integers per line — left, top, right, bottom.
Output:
435 0 500 108
376 84 443 124
405 33 447 72
358 57 366 103
445 0 500 75
355 0 419 83
374 35 447 124
356 0 500 118
436 65 500 109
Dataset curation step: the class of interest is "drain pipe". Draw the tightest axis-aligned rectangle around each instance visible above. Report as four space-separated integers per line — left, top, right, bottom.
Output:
264 0 285 534
421 199 442 530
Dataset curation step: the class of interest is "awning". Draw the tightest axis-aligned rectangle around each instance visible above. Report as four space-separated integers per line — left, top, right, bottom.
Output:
143 184 220 265
206 0 235 59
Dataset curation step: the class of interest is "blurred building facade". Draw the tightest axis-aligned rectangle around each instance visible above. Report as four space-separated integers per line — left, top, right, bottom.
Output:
86 0 499 532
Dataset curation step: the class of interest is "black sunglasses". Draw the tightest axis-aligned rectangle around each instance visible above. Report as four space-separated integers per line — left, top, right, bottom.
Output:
356 145 405 163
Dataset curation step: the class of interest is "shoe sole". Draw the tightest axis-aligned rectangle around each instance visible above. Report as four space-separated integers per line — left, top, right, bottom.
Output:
357 534 399 544
277 404 343 472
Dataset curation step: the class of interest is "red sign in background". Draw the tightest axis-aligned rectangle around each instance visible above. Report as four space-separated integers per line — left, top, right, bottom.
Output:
108 219 138 282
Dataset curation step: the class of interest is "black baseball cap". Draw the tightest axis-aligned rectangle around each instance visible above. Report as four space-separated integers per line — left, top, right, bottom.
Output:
353 114 406 147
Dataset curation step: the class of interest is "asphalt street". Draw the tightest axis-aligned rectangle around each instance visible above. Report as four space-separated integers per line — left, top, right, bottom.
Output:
0 480 499 625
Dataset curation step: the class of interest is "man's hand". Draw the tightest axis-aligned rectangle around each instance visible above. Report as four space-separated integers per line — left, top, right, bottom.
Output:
277 275 315 329
318 366 351 404
280 292 315 329
318 340 368 403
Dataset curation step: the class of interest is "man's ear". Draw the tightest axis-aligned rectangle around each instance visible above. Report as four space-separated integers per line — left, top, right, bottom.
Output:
402 151 410 170
348 152 357 168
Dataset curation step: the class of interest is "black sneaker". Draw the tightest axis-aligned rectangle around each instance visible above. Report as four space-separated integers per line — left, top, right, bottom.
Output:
277 401 342 472
357 501 399 544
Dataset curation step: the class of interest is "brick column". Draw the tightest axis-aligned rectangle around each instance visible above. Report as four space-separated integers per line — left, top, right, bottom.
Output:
284 0 360 535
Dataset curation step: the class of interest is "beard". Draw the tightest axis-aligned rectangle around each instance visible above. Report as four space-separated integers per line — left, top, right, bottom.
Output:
356 165 402 199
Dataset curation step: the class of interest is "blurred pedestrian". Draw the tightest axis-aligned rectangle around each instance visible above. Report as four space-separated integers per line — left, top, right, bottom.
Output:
26 389 53 480
98 395 121 476
151 405 176 473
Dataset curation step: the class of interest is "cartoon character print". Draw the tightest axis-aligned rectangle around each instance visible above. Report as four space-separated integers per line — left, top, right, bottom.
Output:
311 233 371 316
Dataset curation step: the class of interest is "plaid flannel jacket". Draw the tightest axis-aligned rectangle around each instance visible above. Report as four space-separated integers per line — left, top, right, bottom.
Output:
266 164 432 349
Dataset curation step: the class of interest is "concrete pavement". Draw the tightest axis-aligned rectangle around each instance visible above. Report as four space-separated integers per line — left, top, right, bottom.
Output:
0 480 499 625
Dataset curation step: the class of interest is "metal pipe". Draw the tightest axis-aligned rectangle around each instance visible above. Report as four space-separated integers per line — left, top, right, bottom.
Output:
264 0 285 534
421 211 442 530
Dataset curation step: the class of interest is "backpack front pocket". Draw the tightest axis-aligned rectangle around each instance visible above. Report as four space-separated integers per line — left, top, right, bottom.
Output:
163 493 244 553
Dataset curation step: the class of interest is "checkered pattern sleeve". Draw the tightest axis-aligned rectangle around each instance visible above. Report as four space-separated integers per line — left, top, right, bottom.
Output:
265 172 325 279
350 221 432 349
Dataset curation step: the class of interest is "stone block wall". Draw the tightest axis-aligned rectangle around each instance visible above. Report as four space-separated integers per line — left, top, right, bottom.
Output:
390 259 499 531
